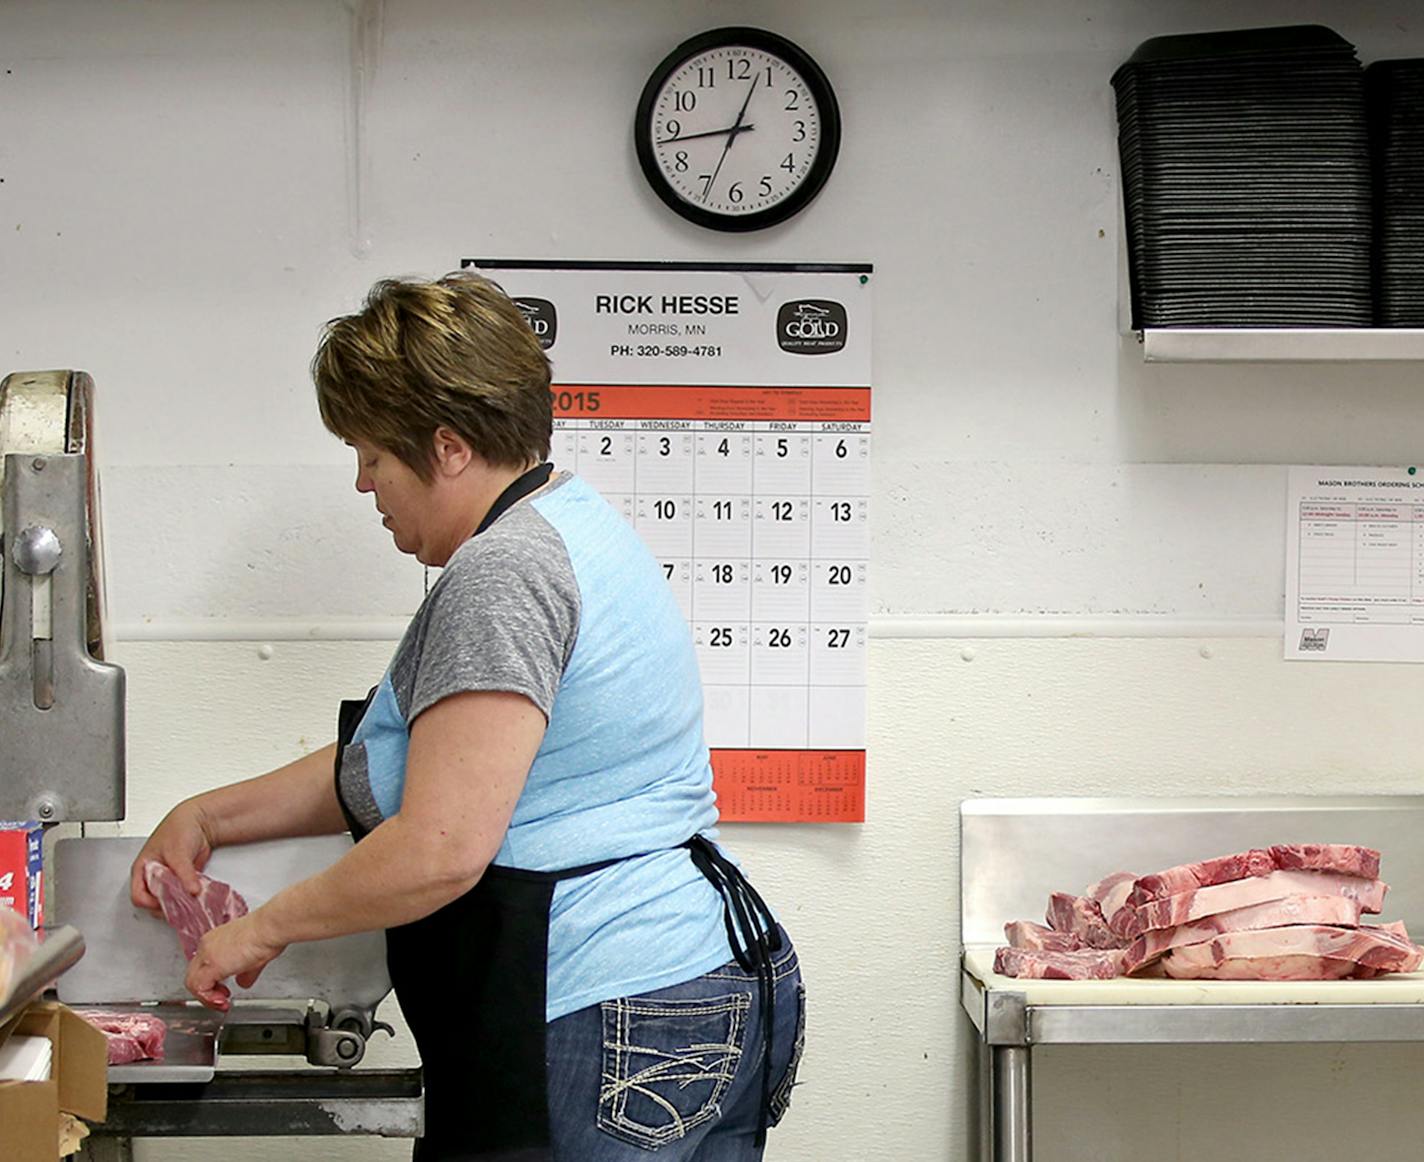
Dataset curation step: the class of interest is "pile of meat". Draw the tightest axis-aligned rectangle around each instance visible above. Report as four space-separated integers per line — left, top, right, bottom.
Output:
995 843 1424 981
75 1011 168 1065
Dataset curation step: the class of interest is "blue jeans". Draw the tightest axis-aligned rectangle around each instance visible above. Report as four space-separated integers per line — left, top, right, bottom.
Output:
545 930 805 1160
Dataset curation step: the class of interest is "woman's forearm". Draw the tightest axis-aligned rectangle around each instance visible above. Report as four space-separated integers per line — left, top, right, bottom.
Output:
183 692 542 1005
194 743 348 847
253 812 480 945
248 691 546 944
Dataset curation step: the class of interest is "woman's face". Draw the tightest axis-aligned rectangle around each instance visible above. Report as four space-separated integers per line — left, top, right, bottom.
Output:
349 439 439 564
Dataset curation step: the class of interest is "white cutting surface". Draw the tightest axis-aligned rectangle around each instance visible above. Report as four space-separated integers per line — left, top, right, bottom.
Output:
52 836 390 1010
963 945 1424 1005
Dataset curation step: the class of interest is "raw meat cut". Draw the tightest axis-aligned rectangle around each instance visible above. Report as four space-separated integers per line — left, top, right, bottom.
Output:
1004 920 1083 952
1161 925 1424 980
1178 955 1359 981
74 1010 167 1064
994 946 1123 980
1126 870 1387 938
1086 871 1138 933
1046 892 1122 949
144 860 248 960
1127 849 1276 906
1269 843 1380 881
1352 925 1413 979
1127 844 1379 906
1119 895 1363 974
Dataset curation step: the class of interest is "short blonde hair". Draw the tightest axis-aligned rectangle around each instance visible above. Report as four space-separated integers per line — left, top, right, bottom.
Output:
312 272 552 477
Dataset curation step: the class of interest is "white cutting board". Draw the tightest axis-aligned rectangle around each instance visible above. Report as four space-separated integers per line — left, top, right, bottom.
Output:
52 836 390 1011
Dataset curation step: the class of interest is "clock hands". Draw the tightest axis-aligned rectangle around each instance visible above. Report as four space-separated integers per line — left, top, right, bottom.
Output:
702 75 758 203
656 123 757 146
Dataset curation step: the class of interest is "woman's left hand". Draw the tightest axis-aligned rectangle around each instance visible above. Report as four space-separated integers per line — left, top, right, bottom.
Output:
185 911 287 1011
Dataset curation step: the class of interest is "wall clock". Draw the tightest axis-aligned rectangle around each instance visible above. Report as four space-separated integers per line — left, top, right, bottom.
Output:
634 27 841 232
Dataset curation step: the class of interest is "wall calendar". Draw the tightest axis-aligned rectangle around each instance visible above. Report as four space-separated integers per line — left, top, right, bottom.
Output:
465 260 871 822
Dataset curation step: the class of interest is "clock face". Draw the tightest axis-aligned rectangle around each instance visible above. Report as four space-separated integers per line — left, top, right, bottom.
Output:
635 28 841 232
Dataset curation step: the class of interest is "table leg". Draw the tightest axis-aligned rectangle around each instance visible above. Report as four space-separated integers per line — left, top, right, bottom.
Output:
986 1045 1032 1162
978 1037 992 1162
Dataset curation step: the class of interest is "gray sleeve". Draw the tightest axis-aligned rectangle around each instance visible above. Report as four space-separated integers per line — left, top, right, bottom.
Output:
404 512 580 722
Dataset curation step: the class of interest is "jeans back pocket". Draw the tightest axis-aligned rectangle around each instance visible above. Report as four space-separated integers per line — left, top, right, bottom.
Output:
598 991 752 1150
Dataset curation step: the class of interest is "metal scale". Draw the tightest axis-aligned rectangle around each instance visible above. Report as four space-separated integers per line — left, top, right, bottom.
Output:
0 370 422 1157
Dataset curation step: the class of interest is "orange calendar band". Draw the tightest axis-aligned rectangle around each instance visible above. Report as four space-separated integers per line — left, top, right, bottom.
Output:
710 748 866 823
550 384 872 423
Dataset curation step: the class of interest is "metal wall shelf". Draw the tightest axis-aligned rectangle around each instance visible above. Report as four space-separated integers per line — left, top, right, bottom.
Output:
1138 328 1424 363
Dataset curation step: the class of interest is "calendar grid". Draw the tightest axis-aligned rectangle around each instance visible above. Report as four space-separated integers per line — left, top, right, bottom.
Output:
550 383 868 764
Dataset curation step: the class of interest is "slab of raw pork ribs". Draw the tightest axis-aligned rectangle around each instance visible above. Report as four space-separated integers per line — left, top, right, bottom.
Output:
993 843 1423 982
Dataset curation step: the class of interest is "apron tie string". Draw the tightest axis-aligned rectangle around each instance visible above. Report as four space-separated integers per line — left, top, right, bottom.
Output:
683 834 782 1147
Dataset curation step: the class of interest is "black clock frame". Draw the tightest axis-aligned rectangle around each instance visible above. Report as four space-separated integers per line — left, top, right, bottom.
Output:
634 27 842 233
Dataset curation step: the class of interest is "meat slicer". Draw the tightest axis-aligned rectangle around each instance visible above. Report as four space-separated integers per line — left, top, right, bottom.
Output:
0 370 122 824
0 371 422 1158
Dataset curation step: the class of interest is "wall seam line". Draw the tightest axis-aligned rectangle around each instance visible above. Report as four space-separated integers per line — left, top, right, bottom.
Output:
111 616 1286 644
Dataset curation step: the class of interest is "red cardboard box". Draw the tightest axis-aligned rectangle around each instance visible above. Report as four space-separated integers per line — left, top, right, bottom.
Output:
0 823 44 929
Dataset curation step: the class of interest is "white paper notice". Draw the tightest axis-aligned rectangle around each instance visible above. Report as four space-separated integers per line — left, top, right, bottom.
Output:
1286 465 1424 662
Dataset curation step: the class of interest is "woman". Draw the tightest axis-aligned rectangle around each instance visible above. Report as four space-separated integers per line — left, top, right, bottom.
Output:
130 272 804 1161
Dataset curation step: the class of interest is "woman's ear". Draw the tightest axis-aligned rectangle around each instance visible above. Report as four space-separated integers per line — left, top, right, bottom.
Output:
431 426 474 477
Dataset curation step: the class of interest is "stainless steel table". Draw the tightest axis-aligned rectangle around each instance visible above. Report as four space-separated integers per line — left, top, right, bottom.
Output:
78 1068 424 1160
958 796 1424 1162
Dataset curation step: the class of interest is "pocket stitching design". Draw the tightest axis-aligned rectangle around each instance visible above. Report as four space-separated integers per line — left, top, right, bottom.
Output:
599 992 752 1151
767 981 806 1127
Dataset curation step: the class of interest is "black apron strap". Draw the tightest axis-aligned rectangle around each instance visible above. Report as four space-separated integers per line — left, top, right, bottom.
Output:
475 462 553 536
334 687 378 839
682 834 782 1147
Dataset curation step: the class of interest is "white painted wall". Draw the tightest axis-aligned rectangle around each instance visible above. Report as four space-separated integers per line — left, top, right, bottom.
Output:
6 1 1424 1158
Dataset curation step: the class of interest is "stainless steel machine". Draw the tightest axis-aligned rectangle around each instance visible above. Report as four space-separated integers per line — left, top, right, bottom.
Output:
0 370 122 824
0 370 423 1158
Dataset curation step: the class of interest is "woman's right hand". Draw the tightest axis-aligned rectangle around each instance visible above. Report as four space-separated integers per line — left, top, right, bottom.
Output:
130 798 219 915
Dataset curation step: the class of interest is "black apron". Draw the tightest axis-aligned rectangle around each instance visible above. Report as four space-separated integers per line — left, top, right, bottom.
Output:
333 462 781 1161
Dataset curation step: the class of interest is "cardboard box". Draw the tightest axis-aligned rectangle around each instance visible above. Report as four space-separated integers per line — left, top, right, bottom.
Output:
0 823 44 928
0 1002 107 1160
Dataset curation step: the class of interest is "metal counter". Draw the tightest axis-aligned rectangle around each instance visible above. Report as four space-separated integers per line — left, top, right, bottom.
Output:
959 796 1424 1162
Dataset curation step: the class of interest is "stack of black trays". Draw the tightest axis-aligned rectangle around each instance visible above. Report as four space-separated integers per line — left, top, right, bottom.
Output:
1113 25 1372 329
1366 60 1424 326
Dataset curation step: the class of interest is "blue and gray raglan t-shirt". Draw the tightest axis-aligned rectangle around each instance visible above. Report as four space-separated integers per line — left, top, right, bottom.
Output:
339 471 731 1020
